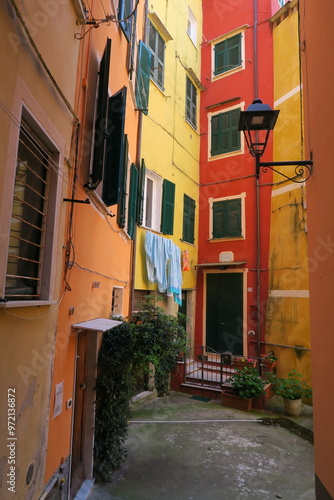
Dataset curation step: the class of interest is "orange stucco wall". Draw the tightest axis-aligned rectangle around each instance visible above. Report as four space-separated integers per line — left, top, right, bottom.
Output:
44 0 144 485
300 1 334 498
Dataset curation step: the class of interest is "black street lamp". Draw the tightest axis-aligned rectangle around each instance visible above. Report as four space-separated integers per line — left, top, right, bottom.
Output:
238 98 313 182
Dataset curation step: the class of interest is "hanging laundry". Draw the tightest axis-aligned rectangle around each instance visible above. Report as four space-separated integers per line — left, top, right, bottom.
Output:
145 231 183 305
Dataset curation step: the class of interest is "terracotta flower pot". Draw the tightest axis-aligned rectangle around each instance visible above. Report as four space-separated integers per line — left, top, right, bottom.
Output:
233 360 257 369
221 391 252 411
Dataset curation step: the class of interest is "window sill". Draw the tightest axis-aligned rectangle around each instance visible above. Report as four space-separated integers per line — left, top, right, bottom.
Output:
86 189 115 218
0 300 56 309
208 236 244 242
180 239 196 247
209 149 242 161
141 225 162 235
212 65 243 82
185 117 198 133
150 78 167 96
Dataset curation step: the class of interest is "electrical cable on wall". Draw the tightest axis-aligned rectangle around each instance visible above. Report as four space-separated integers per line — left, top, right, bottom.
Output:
75 0 140 40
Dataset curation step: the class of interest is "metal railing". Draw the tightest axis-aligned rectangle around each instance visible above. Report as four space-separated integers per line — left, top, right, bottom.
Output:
183 346 275 389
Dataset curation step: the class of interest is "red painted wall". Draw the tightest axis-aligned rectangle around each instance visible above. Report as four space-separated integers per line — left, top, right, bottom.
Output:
196 0 274 356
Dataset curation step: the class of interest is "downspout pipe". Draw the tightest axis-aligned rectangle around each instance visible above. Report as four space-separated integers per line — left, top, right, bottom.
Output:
254 0 262 361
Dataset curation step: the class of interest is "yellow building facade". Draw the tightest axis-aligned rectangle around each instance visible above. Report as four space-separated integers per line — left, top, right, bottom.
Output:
134 0 202 340
266 0 311 384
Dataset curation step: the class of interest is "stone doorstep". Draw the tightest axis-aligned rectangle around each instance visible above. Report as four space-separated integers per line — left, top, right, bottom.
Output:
74 479 95 500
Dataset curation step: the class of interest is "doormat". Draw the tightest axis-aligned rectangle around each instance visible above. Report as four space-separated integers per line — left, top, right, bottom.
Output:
189 395 211 402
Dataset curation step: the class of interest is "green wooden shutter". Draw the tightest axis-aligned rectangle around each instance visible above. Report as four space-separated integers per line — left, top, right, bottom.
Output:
137 158 146 224
91 38 111 188
230 108 241 152
161 179 175 235
211 109 240 156
212 200 224 238
135 41 151 114
118 0 132 42
214 39 226 76
183 194 195 243
129 8 137 76
214 34 241 76
103 86 127 206
212 199 241 238
117 135 128 228
127 163 138 238
226 198 241 237
228 34 241 69
211 114 222 156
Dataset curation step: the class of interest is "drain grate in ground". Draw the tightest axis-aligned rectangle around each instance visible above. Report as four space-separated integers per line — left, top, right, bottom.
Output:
189 395 211 402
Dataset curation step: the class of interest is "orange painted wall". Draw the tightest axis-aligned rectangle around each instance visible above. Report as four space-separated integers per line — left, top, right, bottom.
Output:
300 1 334 498
44 0 144 483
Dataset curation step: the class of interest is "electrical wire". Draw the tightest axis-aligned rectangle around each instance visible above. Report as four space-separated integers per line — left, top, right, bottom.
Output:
2 290 66 320
71 261 128 287
0 99 89 202
9 0 79 121
75 0 140 40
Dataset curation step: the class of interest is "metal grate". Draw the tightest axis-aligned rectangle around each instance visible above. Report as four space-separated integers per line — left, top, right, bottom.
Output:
5 122 50 300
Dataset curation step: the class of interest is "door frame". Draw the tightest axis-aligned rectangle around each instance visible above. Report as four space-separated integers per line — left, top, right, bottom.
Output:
70 330 99 497
203 269 247 355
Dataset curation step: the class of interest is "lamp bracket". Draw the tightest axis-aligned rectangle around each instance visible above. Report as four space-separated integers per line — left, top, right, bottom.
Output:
257 160 313 183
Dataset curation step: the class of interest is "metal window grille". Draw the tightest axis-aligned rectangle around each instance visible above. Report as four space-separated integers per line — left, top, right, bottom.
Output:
5 122 50 300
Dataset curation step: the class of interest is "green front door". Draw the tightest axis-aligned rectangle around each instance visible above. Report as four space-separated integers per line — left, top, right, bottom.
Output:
206 273 243 353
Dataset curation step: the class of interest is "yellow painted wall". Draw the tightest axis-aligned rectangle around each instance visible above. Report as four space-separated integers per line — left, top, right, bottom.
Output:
267 2 311 386
135 0 201 303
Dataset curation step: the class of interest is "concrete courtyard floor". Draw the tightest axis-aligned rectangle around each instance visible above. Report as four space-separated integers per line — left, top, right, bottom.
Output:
87 391 315 500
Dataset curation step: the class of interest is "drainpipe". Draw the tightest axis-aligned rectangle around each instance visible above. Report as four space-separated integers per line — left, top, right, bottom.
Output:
254 0 262 361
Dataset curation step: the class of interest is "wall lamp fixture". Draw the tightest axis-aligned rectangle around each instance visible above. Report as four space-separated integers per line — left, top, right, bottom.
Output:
238 99 313 183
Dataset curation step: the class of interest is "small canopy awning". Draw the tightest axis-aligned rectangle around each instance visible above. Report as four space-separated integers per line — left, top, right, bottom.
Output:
73 317 122 332
195 262 246 269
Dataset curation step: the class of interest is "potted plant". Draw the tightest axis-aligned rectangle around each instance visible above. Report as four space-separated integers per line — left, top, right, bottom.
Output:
264 354 278 369
269 369 312 417
222 367 266 411
232 356 258 369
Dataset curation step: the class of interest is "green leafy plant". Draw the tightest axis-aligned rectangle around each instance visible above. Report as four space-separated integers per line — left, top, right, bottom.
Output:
94 322 135 480
130 296 189 397
269 369 312 400
94 296 189 480
227 367 266 399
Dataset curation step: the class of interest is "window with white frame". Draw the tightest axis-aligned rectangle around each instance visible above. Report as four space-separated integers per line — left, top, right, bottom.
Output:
4 113 59 301
186 76 197 129
210 107 241 158
213 31 244 78
187 7 197 45
143 169 163 232
210 194 245 240
111 286 124 317
147 20 165 89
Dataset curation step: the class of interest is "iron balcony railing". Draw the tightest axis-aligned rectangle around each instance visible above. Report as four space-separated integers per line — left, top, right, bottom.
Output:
182 346 275 389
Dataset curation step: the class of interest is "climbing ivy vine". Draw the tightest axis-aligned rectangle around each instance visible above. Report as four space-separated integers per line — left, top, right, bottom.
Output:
94 296 189 481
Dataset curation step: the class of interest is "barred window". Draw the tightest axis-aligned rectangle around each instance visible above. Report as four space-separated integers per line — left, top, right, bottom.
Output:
5 121 53 300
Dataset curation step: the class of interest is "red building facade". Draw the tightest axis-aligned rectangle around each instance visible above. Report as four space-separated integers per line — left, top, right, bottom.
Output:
195 0 276 358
